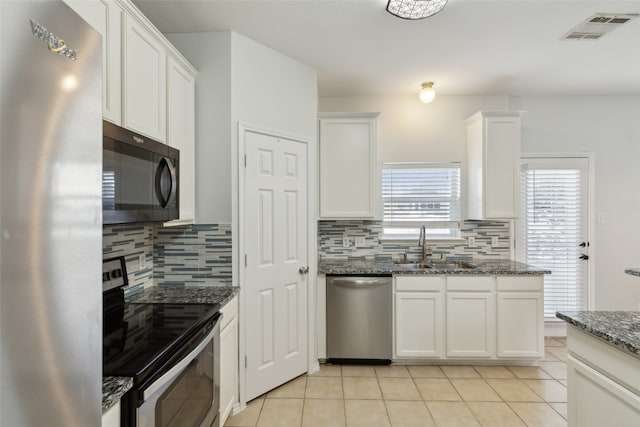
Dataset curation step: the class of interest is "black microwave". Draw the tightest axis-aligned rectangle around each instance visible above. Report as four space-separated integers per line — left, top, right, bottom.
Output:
103 121 179 224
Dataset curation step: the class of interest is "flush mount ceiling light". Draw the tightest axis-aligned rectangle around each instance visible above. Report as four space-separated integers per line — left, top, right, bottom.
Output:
419 82 435 103
386 0 448 20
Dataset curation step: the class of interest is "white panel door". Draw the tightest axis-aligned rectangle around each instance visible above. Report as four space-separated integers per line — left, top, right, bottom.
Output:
244 131 308 401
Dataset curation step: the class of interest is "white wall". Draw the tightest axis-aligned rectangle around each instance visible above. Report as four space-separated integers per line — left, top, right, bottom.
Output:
167 32 318 224
510 96 640 310
166 32 232 223
320 94 640 311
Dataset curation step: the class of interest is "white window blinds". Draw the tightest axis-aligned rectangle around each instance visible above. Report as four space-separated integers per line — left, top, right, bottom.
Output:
518 158 589 318
382 163 461 239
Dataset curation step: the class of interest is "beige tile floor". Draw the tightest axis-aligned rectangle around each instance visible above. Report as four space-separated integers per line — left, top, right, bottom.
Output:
225 337 568 427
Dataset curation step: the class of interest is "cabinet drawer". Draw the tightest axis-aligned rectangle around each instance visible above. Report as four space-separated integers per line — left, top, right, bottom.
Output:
446 276 495 292
396 276 445 292
496 276 543 292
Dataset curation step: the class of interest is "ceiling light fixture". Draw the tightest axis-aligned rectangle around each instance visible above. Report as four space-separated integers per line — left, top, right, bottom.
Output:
386 0 448 20
419 82 435 103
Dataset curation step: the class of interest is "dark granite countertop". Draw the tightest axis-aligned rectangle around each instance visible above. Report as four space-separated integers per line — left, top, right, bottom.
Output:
556 311 640 360
319 259 550 275
103 377 133 414
625 268 640 277
102 285 238 414
126 285 238 306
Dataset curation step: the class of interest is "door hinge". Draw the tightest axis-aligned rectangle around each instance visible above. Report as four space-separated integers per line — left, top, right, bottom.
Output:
244 355 248 368
244 254 247 267
244 154 247 167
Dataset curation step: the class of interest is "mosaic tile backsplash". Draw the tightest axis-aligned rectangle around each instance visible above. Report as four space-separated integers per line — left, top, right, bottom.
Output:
154 224 232 286
103 225 154 295
103 223 232 294
318 220 511 261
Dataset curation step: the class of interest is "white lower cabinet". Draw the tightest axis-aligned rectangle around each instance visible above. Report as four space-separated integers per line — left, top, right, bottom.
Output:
393 274 543 362
446 291 495 358
567 326 640 427
220 295 239 426
394 276 445 358
102 401 120 427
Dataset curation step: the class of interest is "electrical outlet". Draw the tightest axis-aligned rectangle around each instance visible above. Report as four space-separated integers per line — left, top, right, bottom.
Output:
491 236 499 247
467 237 475 247
138 253 146 270
342 236 350 248
355 236 365 247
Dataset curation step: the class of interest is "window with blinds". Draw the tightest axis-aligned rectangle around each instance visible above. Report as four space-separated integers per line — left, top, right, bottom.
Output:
518 158 589 318
382 163 461 239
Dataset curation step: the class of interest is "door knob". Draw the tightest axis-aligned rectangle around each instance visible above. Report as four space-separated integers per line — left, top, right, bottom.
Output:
298 266 309 275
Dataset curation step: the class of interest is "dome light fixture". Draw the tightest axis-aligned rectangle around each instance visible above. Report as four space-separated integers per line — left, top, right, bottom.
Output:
419 82 436 103
386 0 448 20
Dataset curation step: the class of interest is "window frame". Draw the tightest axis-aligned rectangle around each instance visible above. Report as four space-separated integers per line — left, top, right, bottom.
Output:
381 162 462 241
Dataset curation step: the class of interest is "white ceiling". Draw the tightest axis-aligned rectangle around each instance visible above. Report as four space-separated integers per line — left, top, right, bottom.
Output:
134 0 640 97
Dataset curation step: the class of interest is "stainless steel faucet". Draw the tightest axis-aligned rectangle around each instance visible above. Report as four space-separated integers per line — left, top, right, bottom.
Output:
418 224 432 261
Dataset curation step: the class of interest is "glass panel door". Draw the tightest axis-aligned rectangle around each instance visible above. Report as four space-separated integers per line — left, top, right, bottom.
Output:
516 156 590 318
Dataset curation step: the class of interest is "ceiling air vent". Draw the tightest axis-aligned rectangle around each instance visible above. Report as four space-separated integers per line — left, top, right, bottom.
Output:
562 13 638 41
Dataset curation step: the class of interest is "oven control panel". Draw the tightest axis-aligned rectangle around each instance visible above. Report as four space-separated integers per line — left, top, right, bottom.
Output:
103 256 128 292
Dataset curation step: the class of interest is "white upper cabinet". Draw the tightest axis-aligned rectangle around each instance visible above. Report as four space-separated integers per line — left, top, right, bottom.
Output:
319 112 380 219
123 14 167 142
64 0 122 124
466 111 523 220
165 57 196 224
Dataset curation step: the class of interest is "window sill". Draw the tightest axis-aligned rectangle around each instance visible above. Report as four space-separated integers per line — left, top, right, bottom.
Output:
380 237 467 244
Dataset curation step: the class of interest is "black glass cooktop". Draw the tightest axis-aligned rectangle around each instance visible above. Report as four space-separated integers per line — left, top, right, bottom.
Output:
103 300 217 384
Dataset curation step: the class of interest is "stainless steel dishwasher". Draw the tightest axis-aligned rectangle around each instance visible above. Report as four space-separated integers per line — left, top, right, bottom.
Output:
326 275 392 363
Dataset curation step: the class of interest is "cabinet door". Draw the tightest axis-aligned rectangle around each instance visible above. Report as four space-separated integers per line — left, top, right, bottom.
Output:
497 292 543 358
446 292 495 358
319 115 378 219
123 15 166 142
220 297 239 425
395 292 444 358
166 57 195 223
102 401 120 427
63 0 122 124
568 356 640 427
483 115 520 218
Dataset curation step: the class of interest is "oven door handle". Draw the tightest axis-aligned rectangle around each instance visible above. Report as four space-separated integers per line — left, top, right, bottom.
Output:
142 326 216 401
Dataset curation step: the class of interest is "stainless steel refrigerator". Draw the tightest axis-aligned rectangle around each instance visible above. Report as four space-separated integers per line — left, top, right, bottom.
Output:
0 1 102 425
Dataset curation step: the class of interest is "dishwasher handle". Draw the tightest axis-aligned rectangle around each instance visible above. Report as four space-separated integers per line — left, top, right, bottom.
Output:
328 276 391 288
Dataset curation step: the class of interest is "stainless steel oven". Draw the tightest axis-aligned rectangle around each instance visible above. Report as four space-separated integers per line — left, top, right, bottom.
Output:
103 257 221 427
137 315 220 427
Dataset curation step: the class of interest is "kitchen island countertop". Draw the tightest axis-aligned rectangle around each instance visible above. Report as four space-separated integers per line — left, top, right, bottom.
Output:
102 285 238 414
319 259 550 275
556 310 640 360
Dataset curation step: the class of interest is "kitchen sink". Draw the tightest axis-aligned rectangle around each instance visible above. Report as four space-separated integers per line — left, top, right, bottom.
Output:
393 260 476 270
